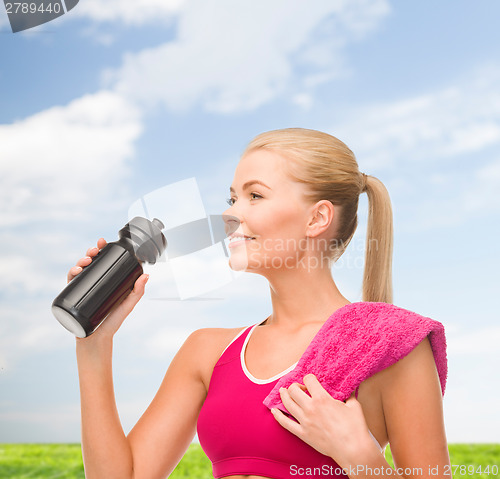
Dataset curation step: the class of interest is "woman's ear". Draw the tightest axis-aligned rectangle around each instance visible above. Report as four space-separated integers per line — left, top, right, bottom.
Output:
306 200 336 238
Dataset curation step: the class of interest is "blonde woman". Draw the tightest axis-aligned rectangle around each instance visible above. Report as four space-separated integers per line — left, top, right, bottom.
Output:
70 128 451 478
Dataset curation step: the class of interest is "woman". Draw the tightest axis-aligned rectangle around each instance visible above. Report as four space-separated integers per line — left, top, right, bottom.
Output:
70 128 451 479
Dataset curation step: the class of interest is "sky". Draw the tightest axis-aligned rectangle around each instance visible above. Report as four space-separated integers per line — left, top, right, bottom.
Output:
0 0 499 445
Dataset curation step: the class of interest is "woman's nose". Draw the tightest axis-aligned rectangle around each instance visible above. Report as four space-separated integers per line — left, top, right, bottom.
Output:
222 211 241 237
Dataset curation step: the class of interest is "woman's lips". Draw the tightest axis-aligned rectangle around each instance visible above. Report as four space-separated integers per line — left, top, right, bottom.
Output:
228 238 254 249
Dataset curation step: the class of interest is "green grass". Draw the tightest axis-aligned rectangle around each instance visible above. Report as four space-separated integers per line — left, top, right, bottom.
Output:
383 444 500 479
0 444 84 479
0 443 498 478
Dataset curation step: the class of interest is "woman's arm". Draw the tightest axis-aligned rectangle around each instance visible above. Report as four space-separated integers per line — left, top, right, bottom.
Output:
71 240 142 479
335 336 452 479
377 336 452 478
77 324 210 479
71 240 211 479
77 336 133 478
126 327 212 478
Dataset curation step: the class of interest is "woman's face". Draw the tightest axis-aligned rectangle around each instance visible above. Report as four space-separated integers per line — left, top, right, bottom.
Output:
222 148 315 273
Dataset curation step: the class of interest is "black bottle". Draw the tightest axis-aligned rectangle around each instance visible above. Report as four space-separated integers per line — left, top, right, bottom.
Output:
52 217 167 338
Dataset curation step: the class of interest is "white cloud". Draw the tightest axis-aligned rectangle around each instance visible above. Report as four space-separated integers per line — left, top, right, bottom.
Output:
444 384 500 442
0 399 82 442
143 326 194 359
447 325 500 355
0 89 142 228
334 65 500 170
0 300 71 374
0 255 58 295
393 153 500 232
292 93 314 110
462 158 500 215
0 352 6 371
330 65 500 231
0 89 144 320
103 0 390 113
73 0 184 25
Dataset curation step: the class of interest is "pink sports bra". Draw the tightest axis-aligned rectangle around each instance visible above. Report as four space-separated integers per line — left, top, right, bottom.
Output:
197 321 384 479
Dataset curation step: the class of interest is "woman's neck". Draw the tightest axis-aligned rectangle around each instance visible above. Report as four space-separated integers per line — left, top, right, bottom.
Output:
265 267 350 330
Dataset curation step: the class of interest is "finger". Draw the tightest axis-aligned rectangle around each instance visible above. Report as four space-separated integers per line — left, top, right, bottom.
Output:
67 240 106 284
345 391 359 406
76 256 92 268
286 382 312 408
303 374 328 397
132 273 149 295
86 246 99 257
271 408 302 437
67 266 83 283
113 274 149 315
279 386 305 420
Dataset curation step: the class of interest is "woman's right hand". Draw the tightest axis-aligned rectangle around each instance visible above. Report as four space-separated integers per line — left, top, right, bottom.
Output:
69 238 149 342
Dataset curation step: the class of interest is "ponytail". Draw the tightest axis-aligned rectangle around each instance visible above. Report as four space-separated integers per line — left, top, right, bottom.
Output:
362 174 393 303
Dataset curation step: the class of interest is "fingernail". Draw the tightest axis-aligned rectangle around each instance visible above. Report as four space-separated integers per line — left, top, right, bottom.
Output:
75 266 82 272
145 274 150 283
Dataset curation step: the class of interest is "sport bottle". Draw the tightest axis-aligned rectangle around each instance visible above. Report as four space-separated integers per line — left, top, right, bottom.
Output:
52 217 167 338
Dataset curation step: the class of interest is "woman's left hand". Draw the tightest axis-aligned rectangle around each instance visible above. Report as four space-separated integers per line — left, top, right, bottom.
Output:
271 374 374 465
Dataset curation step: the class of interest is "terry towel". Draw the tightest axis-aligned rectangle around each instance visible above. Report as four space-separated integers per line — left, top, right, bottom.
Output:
263 301 447 412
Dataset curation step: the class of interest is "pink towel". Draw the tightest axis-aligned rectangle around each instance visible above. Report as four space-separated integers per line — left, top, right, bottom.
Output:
263 301 447 413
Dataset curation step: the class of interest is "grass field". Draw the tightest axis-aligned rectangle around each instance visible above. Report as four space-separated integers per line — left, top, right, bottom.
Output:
0 443 498 478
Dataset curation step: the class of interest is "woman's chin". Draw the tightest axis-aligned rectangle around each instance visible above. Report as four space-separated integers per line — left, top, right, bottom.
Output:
228 256 249 272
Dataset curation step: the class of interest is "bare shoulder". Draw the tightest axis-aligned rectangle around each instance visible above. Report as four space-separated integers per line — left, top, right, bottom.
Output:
182 325 247 358
181 325 247 390
375 335 438 387
370 336 441 410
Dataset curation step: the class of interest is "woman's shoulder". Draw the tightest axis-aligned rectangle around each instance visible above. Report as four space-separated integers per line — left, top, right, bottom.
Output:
180 325 249 388
374 335 434 383
363 336 436 420
373 336 446 443
185 325 248 356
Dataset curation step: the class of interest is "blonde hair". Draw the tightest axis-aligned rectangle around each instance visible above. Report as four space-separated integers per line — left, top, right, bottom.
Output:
242 128 393 304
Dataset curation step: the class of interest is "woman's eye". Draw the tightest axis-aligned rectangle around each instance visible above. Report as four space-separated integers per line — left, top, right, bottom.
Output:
226 193 261 206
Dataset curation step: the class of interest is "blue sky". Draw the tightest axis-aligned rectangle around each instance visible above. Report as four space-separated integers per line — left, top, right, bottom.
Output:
1 0 499 444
